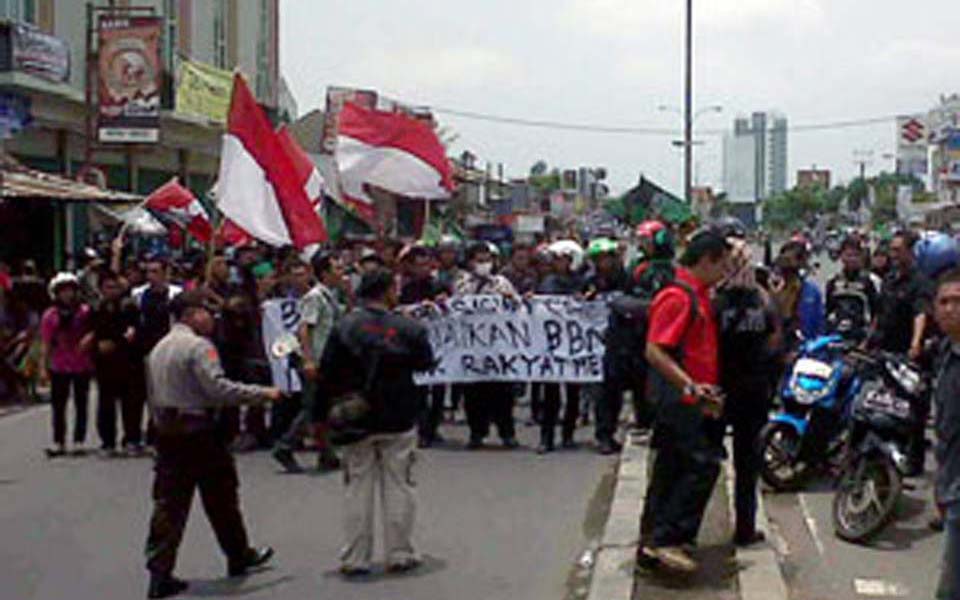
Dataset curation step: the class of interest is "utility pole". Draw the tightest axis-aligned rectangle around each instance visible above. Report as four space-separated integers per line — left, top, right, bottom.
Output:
684 0 693 203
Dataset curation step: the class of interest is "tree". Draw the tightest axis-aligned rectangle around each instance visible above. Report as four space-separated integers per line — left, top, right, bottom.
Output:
529 160 549 177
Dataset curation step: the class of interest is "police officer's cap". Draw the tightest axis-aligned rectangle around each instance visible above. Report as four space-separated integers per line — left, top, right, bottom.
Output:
170 290 214 320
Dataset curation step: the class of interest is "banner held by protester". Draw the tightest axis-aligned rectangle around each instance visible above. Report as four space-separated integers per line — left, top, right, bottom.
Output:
410 295 609 384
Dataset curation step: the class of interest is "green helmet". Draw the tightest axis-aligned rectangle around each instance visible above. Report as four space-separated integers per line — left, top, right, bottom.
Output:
587 238 618 258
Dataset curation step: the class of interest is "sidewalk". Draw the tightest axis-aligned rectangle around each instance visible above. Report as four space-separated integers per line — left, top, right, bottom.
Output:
587 433 789 600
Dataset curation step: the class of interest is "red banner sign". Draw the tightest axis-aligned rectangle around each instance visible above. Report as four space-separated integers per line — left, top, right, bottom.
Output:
96 15 162 144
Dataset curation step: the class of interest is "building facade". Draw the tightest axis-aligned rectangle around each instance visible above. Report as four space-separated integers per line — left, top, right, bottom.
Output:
722 111 788 226
0 0 285 268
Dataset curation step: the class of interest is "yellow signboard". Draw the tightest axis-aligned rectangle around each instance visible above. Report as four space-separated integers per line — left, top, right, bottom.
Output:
176 59 232 123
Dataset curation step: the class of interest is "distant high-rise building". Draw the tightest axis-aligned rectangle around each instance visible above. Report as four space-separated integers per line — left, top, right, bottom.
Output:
722 111 788 226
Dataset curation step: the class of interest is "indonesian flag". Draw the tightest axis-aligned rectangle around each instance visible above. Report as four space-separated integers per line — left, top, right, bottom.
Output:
216 73 327 249
277 126 324 207
216 219 255 247
145 178 212 242
336 101 455 222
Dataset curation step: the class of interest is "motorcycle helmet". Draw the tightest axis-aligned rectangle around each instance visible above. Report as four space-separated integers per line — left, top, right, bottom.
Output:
914 231 960 279
634 220 674 259
713 216 747 240
48 272 81 299
587 237 618 258
547 240 585 271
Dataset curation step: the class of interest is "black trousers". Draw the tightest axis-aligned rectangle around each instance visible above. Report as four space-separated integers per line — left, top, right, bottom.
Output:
541 383 580 442
909 392 931 472
145 432 251 576
418 385 445 442
49 373 90 446
640 439 721 548
463 382 515 442
725 381 771 538
596 362 653 442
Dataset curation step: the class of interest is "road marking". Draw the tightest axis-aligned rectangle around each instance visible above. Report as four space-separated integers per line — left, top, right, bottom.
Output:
853 578 909 596
798 493 826 556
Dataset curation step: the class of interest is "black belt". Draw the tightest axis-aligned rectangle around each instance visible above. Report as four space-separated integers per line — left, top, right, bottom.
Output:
155 407 220 434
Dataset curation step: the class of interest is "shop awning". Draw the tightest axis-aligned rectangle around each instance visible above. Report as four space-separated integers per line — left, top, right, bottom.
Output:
0 152 141 204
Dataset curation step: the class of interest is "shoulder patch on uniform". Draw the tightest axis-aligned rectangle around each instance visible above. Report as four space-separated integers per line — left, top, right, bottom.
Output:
206 347 219 362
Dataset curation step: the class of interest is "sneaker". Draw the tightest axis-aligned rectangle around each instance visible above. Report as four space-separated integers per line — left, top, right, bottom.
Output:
227 546 274 577
317 450 341 472
147 574 188 599
271 448 303 474
930 515 945 532
339 565 372 578
387 558 422 574
44 445 66 458
734 530 766 547
649 546 698 572
502 437 520 449
70 445 88 457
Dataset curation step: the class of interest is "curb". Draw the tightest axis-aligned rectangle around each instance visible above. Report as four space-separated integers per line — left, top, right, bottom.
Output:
587 434 791 600
723 455 790 600
586 432 646 600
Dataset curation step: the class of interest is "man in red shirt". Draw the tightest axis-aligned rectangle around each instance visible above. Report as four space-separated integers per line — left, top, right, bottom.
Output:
638 228 732 573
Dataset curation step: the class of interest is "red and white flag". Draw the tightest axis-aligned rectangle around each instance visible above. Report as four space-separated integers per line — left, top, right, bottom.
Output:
277 126 324 206
336 101 455 222
216 73 327 249
145 178 212 242
215 219 255 247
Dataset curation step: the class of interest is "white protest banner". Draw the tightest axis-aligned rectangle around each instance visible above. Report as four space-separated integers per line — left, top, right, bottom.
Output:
261 297 303 393
410 295 610 384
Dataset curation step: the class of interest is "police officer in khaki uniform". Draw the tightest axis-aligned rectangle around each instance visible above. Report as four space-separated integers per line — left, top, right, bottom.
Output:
144 291 282 599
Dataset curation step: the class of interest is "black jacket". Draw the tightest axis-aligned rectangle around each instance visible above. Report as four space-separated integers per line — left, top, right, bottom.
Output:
935 341 960 506
321 305 435 434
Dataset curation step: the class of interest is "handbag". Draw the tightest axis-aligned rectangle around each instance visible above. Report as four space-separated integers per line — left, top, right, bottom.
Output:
327 351 380 447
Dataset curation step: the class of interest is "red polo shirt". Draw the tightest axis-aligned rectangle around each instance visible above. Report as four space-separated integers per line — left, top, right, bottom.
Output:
646 267 719 388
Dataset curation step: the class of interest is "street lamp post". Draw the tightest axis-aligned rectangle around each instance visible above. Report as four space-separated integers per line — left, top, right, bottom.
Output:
684 0 693 203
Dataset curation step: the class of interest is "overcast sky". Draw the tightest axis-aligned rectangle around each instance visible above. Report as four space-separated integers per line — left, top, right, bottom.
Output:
279 0 960 196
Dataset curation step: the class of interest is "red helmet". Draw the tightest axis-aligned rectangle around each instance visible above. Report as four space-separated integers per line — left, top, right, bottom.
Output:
635 220 666 239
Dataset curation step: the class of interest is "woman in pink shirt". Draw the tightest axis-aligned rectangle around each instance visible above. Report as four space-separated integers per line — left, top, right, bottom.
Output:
40 273 94 457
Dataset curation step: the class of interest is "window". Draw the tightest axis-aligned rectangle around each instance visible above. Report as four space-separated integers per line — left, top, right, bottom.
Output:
0 0 36 23
164 0 177 73
255 0 270 100
213 0 227 68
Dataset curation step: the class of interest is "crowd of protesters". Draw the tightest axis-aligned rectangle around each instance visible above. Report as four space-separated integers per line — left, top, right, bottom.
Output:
6 218 960 590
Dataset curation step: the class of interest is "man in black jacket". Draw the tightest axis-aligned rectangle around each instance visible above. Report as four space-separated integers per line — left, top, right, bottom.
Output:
321 269 436 577
932 268 960 599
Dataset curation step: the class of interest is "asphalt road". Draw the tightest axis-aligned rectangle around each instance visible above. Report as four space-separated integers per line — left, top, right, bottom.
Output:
0 404 617 600
762 253 946 600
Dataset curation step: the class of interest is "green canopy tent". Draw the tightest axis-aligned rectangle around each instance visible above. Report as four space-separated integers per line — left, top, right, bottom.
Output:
606 176 694 226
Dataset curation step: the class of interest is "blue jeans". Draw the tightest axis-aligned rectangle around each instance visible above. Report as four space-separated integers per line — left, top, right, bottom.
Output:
938 503 960 599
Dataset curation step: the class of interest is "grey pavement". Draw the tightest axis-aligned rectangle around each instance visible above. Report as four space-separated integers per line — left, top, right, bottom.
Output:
0 404 618 600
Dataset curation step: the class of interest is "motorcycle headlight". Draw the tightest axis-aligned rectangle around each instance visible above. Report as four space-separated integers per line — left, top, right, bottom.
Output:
790 374 830 405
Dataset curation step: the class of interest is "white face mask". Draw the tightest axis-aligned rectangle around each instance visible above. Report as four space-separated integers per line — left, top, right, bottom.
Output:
473 261 493 276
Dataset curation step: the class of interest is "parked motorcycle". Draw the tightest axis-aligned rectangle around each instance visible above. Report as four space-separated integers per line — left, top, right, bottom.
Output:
759 335 860 491
832 351 924 543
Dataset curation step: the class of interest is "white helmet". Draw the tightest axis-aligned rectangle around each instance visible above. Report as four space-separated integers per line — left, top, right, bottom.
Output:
48 272 80 299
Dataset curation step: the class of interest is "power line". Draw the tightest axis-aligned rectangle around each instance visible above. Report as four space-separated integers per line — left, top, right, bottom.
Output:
430 106 678 135
430 105 907 136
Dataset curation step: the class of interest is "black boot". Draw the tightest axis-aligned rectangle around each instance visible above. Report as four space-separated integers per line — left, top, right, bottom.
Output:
536 430 554 455
147 574 188 599
227 546 275 577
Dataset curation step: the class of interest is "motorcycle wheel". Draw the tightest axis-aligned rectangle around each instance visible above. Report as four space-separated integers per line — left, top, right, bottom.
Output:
758 422 806 492
832 454 902 543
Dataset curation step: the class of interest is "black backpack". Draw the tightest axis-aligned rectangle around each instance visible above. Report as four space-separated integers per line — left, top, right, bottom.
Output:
604 263 695 379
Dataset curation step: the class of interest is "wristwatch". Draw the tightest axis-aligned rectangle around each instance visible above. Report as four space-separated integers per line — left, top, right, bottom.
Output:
683 383 698 397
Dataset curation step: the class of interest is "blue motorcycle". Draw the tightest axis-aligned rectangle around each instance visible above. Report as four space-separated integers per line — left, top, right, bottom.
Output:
759 334 861 492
